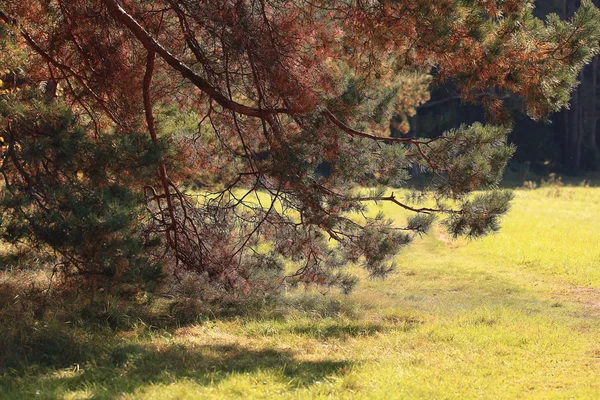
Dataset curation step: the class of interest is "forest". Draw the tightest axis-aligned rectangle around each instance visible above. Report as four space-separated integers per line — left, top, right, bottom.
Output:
408 0 600 175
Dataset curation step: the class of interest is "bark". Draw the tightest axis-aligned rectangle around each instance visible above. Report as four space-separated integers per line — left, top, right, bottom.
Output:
575 70 585 169
562 0 585 172
569 80 580 170
591 56 599 150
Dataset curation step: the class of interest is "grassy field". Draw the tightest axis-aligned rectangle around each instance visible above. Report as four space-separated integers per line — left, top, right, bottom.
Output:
1 184 600 399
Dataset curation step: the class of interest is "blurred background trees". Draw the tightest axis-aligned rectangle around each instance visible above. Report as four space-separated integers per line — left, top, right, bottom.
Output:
402 0 600 176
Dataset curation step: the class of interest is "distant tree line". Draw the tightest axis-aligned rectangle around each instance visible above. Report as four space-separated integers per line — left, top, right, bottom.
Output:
398 0 600 175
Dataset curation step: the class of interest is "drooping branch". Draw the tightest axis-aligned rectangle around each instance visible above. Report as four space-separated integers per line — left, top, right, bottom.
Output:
102 0 292 118
356 193 458 215
143 50 182 258
323 108 444 170
322 108 448 146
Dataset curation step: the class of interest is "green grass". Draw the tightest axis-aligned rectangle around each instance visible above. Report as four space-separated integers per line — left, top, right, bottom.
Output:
2 186 600 399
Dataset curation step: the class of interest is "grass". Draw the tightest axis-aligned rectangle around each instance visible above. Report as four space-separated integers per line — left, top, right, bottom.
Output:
1 185 600 399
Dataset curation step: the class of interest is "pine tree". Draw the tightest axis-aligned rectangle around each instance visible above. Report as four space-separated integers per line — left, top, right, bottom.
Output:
0 0 599 297
0 34 163 291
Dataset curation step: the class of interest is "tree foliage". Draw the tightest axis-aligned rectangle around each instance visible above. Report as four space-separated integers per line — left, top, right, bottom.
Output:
0 0 599 297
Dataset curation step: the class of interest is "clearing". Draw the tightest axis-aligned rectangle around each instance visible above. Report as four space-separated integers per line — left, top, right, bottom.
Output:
1 185 600 399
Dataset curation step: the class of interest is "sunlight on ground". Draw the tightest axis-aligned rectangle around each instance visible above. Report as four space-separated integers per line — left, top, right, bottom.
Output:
1 187 600 399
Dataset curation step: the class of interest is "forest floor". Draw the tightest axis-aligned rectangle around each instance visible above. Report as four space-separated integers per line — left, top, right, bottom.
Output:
1 184 600 399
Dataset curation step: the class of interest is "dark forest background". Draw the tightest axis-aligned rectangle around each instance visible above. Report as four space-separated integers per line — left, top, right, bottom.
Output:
396 0 600 177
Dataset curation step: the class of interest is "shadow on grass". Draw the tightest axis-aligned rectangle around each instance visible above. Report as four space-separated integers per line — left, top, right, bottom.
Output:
0 337 353 399
286 321 385 339
0 258 568 399
276 315 422 340
0 280 362 399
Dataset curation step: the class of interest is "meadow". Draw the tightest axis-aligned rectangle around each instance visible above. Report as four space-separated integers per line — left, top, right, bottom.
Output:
1 183 600 399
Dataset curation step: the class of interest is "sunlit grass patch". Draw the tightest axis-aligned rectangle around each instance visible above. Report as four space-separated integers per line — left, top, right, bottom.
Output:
1 186 600 399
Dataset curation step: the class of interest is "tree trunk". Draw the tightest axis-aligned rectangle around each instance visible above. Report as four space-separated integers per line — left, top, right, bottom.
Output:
590 33 599 152
562 0 585 172
575 70 585 169
569 81 581 171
